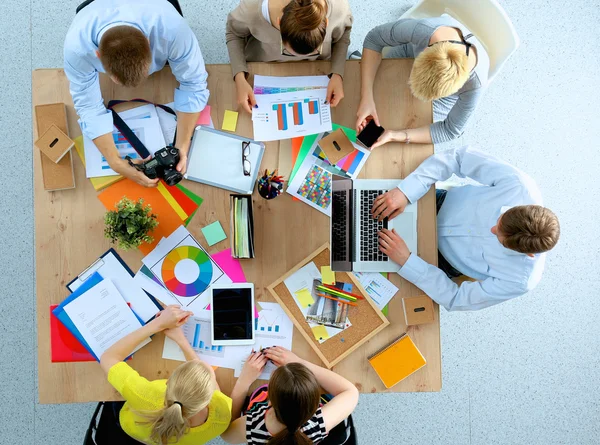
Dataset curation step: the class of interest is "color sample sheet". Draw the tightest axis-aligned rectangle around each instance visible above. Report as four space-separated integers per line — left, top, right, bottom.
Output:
142 226 232 313
354 272 399 310
283 262 351 343
252 75 332 141
286 127 370 216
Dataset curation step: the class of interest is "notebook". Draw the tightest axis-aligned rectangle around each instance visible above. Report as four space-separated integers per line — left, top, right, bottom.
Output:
185 126 265 194
368 333 426 388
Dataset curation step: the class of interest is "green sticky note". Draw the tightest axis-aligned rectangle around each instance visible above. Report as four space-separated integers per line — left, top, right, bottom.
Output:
311 324 330 341
295 289 314 309
382 304 389 317
201 221 227 246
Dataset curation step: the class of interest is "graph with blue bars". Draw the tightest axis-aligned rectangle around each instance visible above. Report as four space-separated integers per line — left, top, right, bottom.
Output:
183 317 225 358
255 311 285 337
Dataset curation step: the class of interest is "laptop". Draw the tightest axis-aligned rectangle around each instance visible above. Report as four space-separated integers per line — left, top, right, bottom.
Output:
330 176 418 272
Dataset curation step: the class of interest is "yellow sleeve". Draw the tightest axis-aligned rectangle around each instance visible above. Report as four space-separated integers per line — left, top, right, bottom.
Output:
211 390 233 425
107 362 164 412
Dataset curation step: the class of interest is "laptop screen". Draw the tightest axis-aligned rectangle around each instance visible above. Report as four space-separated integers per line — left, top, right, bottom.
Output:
331 176 353 272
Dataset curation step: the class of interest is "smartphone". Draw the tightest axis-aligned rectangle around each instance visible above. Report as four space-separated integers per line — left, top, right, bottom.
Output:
357 120 385 148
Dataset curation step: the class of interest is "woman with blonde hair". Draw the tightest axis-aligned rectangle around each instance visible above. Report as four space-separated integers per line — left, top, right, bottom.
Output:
356 16 490 148
221 346 358 444
226 0 353 113
99 305 232 444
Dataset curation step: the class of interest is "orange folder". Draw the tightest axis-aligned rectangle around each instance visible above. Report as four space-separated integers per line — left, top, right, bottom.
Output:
98 179 183 255
368 333 426 388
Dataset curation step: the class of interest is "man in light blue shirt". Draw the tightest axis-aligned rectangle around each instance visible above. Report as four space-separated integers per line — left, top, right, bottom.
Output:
372 147 560 311
64 0 209 187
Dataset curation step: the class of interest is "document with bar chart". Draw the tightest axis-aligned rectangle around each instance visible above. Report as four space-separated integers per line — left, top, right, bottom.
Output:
252 90 332 141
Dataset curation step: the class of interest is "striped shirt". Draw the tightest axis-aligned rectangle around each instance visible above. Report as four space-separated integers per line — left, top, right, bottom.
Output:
246 401 328 444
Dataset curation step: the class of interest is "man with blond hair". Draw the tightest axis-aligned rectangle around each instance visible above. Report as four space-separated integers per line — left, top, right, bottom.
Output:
64 0 208 187
372 147 560 311
356 16 490 146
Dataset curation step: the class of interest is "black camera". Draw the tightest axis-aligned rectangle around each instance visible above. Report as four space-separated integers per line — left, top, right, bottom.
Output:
127 146 183 186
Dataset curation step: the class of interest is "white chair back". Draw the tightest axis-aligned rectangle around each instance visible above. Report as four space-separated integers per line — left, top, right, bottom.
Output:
400 0 520 82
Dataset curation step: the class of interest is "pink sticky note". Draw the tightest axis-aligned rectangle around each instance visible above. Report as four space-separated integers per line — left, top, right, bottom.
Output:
212 248 246 282
197 105 212 126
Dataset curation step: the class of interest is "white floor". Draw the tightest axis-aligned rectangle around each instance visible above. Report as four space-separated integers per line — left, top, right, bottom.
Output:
0 0 598 444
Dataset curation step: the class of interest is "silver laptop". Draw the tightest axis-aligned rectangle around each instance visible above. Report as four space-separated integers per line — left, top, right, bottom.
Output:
330 176 418 272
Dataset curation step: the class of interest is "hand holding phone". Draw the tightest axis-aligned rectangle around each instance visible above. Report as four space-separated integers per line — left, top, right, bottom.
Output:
357 120 385 149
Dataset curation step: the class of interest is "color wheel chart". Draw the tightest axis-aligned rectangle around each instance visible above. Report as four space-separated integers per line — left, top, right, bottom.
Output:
183 317 225 358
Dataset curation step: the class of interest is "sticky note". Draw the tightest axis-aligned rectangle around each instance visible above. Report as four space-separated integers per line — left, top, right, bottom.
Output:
311 325 330 341
197 105 211 126
201 221 227 246
321 266 336 285
294 289 314 308
222 110 238 132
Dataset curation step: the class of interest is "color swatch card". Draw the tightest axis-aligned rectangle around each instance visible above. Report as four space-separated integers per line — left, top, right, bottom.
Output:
142 226 232 313
201 221 227 246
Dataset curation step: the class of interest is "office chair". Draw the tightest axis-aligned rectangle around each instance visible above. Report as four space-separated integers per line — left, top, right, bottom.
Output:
400 0 520 82
321 414 358 445
76 0 183 16
83 402 141 445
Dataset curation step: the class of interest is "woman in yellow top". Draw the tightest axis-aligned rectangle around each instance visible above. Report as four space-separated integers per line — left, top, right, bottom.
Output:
99 305 232 445
226 0 353 113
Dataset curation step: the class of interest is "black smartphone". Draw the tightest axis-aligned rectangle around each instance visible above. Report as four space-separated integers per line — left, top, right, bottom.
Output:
357 120 385 148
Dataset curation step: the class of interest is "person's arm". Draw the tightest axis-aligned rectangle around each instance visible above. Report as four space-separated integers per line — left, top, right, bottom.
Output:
329 10 353 79
99 306 192 374
355 48 382 131
265 348 359 433
167 23 209 172
362 19 421 53
429 88 483 144
221 351 268 444
378 229 523 311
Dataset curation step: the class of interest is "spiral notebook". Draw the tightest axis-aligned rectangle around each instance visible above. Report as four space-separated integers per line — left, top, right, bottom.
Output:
185 126 265 194
368 333 426 388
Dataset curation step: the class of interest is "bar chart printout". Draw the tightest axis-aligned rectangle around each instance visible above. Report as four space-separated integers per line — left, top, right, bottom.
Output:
183 316 225 357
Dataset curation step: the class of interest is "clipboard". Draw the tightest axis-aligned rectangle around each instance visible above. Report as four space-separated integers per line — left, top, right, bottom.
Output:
185 126 265 194
67 248 162 322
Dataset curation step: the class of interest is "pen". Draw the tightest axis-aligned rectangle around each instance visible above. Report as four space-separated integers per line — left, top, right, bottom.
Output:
316 286 357 302
321 284 365 300
317 292 358 307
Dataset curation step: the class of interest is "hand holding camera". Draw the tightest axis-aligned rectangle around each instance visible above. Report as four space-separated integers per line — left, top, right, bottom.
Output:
126 146 184 187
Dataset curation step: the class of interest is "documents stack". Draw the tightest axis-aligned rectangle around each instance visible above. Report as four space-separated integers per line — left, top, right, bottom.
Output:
230 195 255 259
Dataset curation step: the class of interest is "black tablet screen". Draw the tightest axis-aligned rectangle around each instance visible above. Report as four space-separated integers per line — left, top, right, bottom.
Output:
213 287 253 341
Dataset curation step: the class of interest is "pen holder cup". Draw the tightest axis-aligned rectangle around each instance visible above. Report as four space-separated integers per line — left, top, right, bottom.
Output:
258 179 283 200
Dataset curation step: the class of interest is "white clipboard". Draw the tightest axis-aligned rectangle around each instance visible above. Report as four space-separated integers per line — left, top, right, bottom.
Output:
185 126 265 194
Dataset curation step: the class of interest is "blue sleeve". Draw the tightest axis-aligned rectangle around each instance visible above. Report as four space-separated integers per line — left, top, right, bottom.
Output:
63 45 114 140
168 23 210 113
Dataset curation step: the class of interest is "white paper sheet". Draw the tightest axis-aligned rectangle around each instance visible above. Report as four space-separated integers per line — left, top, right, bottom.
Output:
118 104 158 121
253 75 329 92
353 272 399 310
63 279 151 358
157 102 177 146
68 252 160 323
83 114 167 178
142 226 232 314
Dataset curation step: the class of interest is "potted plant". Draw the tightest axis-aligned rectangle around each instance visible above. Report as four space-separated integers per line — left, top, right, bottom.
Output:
104 197 158 250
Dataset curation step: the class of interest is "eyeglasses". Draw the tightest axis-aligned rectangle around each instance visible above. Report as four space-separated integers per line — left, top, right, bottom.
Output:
242 141 251 176
280 38 323 58
428 37 473 57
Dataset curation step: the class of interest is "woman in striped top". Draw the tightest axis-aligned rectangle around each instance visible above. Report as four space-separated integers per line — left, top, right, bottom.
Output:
221 347 359 444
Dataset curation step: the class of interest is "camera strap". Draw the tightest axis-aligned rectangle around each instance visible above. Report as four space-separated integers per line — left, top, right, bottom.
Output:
107 99 178 160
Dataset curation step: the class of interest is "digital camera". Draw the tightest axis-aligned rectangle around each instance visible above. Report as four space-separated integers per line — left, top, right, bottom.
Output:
128 146 183 186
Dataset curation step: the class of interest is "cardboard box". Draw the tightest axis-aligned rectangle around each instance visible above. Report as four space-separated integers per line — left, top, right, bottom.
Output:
402 295 435 326
35 124 74 164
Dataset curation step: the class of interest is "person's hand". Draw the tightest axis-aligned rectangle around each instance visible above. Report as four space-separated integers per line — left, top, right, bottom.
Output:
119 157 160 188
238 351 268 387
175 142 189 175
326 74 345 107
378 228 411 266
263 346 301 367
163 325 187 344
371 188 409 221
371 129 400 150
235 73 257 114
154 305 193 331
355 97 380 133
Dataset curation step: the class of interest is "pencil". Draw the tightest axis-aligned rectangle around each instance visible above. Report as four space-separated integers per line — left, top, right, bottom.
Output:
316 286 358 302
321 283 365 300
317 292 358 307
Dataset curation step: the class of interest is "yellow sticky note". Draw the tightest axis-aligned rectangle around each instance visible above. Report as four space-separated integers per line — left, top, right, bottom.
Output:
294 289 314 309
321 266 336 285
222 110 239 132
311 325 330 341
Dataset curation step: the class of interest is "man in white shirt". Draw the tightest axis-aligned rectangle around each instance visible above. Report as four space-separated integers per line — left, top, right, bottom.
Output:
64 0 209 187
372 146 560 311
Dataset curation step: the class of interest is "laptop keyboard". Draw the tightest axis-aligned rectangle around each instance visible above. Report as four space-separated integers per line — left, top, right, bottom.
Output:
332 190 348 262
360 190 388 262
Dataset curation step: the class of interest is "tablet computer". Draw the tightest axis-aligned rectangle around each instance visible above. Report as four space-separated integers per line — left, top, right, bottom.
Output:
211 283 255 346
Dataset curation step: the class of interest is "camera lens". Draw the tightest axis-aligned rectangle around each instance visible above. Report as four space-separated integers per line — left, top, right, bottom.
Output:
164 170 183 186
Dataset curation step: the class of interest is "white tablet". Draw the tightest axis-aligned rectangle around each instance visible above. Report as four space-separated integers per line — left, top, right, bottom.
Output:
211 283 256 346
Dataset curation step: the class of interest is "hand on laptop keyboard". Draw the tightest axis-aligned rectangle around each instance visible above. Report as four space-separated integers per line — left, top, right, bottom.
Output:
371 188 409 222
378 228 411 266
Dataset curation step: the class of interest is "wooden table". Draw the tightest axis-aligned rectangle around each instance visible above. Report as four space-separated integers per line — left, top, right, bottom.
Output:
33 60 440 404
